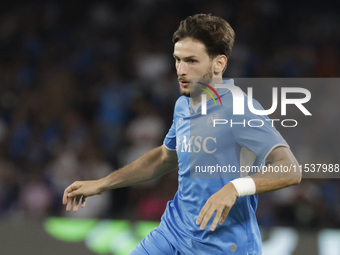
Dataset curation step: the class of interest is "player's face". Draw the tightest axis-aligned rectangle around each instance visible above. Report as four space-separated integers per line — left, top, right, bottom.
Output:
173 38 214 97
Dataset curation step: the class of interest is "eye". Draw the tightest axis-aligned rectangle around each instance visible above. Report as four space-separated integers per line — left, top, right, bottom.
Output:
189 59 197 64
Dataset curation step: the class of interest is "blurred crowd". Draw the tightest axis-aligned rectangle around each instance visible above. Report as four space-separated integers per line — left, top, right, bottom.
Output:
0 0 339 229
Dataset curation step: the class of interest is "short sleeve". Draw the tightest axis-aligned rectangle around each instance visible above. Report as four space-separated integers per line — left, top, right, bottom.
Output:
231 97 289 161
163 120 176 151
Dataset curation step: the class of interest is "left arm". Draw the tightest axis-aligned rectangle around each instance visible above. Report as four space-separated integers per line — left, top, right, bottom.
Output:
196 146 301 231
251 146 301 193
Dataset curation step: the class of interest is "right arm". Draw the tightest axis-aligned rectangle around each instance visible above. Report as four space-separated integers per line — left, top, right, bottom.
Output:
63 145 178 212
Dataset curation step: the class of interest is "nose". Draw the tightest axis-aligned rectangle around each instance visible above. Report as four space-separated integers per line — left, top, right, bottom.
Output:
177 61 188 76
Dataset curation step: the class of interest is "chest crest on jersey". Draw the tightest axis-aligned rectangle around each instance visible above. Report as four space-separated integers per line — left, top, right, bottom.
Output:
207 113 219 127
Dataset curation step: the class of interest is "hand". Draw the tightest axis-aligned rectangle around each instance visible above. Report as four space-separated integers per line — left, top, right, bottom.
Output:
196 183 239 231
62 179 106 212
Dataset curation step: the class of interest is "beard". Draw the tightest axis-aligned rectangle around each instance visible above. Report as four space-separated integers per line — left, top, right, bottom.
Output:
179 65 213 97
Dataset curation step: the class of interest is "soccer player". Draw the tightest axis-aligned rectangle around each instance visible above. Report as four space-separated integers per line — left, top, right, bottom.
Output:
63 14 301 255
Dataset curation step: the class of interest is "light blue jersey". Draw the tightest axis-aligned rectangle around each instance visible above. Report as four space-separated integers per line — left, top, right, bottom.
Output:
131 80 289 255
160 80 288 255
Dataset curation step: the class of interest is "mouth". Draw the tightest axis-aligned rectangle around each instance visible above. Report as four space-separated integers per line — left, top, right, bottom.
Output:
179 80 190 88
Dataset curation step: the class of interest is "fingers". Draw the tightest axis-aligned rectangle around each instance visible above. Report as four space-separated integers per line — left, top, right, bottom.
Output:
63 180 101 212
65 195 87 212
73 195 82 212
219 208 230 225
62 186 73 205
81 196 87 208
62 182 80 205
196 199 233 231
197 202 216 230
210 207 223 231
196 203 210 226
196 184 238 231
66 197 74 212
199 209 213 230
64 182 82 212
198 206 223 231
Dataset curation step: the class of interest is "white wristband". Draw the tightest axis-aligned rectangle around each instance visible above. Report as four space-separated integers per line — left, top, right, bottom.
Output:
230 176 256 197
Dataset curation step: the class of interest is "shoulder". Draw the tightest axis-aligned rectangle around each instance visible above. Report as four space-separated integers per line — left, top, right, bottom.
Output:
174 96 189 114
223 85 265 112
175 95 189 107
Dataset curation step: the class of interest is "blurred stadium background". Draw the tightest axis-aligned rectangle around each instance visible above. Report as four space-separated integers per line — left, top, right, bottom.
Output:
0 0 339 254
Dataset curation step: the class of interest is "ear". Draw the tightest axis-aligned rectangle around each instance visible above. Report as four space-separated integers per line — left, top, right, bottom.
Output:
213 55 227 74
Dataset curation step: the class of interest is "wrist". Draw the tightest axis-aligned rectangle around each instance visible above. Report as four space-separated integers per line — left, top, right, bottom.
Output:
99 176 112 193
225 182 240 198
230 176 256 197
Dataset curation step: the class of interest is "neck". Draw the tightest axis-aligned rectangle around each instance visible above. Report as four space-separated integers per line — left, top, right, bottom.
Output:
189 77 223 108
